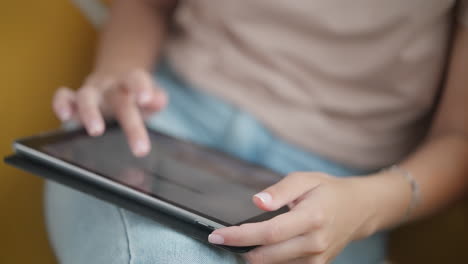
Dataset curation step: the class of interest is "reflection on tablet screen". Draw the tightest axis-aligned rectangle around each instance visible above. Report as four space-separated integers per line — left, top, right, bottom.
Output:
43 128 283 224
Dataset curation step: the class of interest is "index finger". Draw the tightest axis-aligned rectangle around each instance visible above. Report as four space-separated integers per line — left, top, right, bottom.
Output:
108 85 150 157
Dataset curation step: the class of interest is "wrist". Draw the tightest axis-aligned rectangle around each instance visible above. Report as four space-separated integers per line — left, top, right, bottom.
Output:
355 171 412 235
345 177 381 239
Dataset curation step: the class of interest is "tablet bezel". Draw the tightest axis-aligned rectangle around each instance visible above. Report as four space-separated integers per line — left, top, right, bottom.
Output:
13 124 287 230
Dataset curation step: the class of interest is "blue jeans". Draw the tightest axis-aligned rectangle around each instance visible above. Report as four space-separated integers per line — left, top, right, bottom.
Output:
45 64 387 263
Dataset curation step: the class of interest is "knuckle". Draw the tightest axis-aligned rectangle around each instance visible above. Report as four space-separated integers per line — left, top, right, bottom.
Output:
85 74 115 89
308 256 327 264
107 88 133 109
310 210 325 228
313 236 329 253
54 88 72 102
245 250 266 264
76 87 92 101
304 235 328 255
125 69 147 86
109 92 127 107
264 223 282 244
137 69 152 81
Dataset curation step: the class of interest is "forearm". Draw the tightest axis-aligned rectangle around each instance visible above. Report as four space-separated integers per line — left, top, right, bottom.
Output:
362 24 468 234
363 135 468 233
92 0 177 77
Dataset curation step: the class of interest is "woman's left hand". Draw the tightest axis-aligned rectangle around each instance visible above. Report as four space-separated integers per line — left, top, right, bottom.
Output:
208 172 379 264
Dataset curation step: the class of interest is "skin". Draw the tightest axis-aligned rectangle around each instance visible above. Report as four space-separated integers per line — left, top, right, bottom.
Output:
52 1 468 263
53 0 175 156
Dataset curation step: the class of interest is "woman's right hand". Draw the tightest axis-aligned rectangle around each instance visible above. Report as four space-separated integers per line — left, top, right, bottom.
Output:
52 69 168 157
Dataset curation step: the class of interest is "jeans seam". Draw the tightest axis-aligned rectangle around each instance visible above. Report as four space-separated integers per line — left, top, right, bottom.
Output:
118 209 133 264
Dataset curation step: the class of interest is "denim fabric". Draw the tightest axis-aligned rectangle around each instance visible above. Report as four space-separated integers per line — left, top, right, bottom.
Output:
45 63 387 264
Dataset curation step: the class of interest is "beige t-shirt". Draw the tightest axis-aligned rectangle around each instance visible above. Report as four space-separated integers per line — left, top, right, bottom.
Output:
166 0 468 170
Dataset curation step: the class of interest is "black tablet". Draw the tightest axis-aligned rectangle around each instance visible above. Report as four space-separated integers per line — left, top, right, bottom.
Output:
13 124 287 245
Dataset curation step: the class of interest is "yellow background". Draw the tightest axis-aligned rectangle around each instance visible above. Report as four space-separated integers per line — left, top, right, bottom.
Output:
0 1 467 263
0 0 96 262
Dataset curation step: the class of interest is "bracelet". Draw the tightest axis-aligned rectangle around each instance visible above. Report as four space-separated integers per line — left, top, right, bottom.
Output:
387 165 421 222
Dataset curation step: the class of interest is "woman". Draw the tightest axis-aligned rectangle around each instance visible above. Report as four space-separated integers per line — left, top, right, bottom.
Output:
47 0 468 263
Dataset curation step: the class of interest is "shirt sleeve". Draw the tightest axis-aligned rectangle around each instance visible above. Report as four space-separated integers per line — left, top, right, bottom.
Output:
457 0 468 25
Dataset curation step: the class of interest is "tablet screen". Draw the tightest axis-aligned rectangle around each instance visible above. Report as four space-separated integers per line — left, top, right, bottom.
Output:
39 128 283 225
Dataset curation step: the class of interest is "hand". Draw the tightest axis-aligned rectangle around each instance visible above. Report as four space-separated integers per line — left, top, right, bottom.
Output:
208 172 378 264
52 69 167 157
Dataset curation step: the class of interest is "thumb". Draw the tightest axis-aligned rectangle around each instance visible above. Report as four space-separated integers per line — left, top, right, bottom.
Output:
253 172 323 211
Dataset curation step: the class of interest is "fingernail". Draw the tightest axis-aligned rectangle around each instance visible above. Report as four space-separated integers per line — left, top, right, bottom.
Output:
208 234 224 244
59 110 71 121
133 140 149 156
90 121 103 136
254 192 272 205
139 91 152 104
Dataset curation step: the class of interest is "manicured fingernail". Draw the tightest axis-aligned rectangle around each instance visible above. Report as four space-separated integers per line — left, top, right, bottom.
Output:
139 91 152 104
208 234 224 244
59 109 70 121
133 140 149 156
90 121 103 136
254 192 272 205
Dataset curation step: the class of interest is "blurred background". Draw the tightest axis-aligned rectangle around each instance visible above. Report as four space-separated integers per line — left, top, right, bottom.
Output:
0 1 467 263
0 0 97 263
